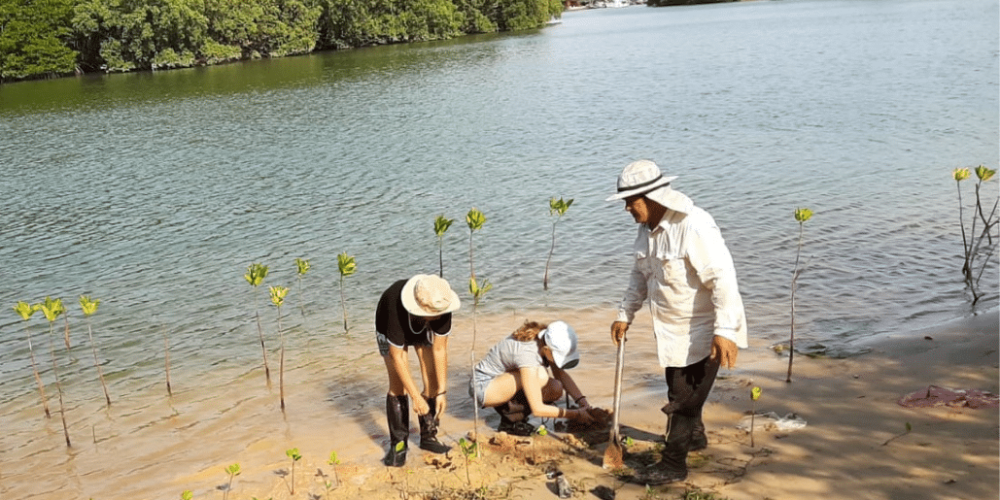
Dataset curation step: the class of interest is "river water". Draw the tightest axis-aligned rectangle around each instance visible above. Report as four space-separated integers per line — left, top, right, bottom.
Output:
0 0 997 497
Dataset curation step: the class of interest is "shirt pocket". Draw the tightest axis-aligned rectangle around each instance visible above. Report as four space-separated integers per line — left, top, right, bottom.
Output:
653 245 690 289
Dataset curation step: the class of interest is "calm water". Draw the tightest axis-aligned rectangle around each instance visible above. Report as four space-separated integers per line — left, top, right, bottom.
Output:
0 0 997 494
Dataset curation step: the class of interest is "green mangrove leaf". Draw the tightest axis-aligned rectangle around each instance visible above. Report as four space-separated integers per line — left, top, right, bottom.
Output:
295 258 311 276
38 297 64 323
751 386 762 401
794 207 813 223
337 252 356 277
434 215 454 237
79 295 100 317
953 167 971 182
269 285 289 307
13 301 35 321
549 197 573 217
466 207 485 232
244 263 269 287
975 165 996 182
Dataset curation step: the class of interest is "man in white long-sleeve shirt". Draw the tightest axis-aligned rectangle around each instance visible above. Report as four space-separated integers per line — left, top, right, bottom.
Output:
606 159 748 485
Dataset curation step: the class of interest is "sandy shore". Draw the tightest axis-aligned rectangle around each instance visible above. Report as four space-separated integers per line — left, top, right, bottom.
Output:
2 307 996 500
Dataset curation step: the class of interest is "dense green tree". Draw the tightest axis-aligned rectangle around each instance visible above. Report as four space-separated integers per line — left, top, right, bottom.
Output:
0 0 78 81
1 0 562 82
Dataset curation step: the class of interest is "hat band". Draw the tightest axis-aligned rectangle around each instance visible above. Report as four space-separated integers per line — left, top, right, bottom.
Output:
618 174 663 193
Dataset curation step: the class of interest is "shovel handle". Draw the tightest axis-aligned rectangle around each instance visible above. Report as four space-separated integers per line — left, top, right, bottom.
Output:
609 339 626 441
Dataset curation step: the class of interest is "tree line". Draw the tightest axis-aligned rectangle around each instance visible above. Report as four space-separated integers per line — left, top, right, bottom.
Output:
0 0 563 82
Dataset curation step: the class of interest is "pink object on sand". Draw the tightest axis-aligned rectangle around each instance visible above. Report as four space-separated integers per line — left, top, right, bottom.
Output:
898 385 999 409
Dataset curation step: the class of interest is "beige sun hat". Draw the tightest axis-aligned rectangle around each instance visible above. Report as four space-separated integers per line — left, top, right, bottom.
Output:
605 159 693 214
401 274 461 317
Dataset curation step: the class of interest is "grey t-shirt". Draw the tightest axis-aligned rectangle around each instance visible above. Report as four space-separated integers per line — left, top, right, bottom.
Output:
472 335 544 386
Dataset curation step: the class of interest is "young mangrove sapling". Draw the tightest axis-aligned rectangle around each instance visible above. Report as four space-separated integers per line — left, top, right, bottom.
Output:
544 197 573 290
468 276 492 456
787 207 812 383
434 215 454 278
337 252 356 333
222 463 240 500
285 447 302 494
269 285 289 410
244 263 271 383
295 258 310 317
952 166 999 304
465 208 486 282
80 295 111 407
14 301 50 418
39 297 71 447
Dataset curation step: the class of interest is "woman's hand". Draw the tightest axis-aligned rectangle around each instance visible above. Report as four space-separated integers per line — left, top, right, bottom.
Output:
576 396 592 411
413 395 430 416
574 408 595 425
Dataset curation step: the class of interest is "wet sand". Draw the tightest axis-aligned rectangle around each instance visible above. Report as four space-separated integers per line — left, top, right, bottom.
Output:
1 307 996 500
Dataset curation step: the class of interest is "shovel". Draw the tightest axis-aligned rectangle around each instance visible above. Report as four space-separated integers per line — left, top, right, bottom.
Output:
602 338 626 469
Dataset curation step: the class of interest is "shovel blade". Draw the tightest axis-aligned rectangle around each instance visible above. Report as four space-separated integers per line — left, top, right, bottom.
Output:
602 436 623 469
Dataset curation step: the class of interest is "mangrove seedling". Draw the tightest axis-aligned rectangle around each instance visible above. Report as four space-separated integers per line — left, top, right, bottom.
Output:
80 295 111 407
468 277 492 455
164 326 173 396
38 297 71 447
244 263 271 383
465 208 486 282
270 285 289 410
326 451 341 491
952 166 999 304
434 215 454 278
285 447 302 494
337 252 356 332
787 207 812 383
14 301 50 418
544 197 573 290
181 490 193 500
458 437 478 487
223 463 240 500
295 258 310 316
750 386 762 448
882 422 913 446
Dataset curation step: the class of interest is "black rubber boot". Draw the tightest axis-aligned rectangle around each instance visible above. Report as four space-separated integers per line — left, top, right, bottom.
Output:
690 415 708 451
637 413 688 485
382 394 409 467
419 396 450 454
495 390 535 436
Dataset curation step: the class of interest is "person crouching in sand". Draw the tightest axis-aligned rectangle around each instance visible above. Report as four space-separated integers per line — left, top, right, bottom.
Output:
470 320 595 436
376 274 460 467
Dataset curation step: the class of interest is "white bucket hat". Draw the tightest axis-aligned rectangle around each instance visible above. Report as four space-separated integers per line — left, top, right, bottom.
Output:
541 321 579 370
401 274 461 317
605 159 693 214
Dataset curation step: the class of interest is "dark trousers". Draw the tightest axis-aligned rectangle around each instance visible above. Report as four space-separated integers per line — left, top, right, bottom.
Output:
662 355 720 460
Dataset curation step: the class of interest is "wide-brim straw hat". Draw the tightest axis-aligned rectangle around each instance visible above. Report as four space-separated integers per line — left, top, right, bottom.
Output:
605 159 692 214
540 321 579 370
401 274 461 317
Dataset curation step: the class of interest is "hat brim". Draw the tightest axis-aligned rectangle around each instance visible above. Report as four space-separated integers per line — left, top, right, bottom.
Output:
605 176 677 201
400 274 461 317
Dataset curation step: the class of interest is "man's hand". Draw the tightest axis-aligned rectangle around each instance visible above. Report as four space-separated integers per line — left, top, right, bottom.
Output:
711 335 738 369
435 393 447 417
413 395 430 416
611 321 629 346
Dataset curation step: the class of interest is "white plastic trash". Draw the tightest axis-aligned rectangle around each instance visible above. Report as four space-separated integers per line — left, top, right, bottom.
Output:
737 412 807 432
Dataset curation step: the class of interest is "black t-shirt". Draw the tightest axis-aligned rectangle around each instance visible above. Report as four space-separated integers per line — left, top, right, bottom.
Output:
375 279 452 349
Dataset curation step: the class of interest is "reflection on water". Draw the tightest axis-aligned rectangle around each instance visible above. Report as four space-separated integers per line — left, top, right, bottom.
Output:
0 0 997 497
